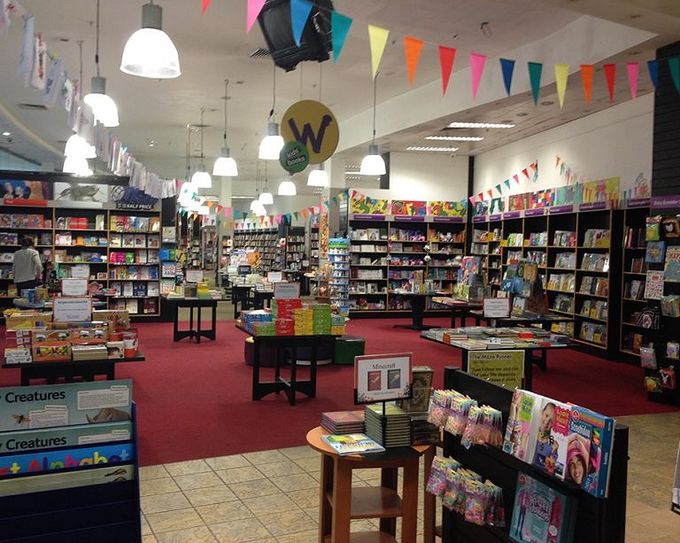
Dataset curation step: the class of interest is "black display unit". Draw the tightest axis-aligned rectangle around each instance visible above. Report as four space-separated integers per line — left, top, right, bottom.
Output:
441 368 628 543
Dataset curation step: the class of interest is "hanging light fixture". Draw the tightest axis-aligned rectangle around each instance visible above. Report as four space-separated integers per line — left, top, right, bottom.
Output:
259 65 284 160
259 161 274 205
120 1 181 79
212 79 238 176
360 73 386 176
191 108 212 188
65 41 97 160
307 163 329 187
84 0 119 127
278 176 297 196
63 155 93 177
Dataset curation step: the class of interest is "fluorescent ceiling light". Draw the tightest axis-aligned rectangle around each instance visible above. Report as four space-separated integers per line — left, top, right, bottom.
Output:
120 2 181 79
447 122 515 129
406 146 459 152
2 131 10 137
425 135 484 142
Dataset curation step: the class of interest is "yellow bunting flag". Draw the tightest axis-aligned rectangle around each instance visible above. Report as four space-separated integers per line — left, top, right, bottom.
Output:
554 64 569 109
368 24 390 78
403 36 424 85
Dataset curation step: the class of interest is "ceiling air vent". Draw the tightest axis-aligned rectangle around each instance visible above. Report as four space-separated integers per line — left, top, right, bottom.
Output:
250 48 271 59
17 103 48 111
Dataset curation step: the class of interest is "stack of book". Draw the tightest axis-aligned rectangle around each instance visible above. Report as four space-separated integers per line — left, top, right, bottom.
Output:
321 410 364 434
71 345 108 361
364 404 411 448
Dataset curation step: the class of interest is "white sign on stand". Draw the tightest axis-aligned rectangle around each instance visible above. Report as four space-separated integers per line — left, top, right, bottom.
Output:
267 271 283 283
61 279 88 297
274 282 300 299
186 269 203 283
53 297 92 322
354 353 412 404
483 297 511 318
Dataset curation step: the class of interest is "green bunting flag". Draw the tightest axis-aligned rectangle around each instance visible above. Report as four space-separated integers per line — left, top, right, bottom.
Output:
528 62 543 104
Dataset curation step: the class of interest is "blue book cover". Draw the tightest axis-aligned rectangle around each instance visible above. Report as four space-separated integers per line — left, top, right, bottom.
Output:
645 241 666 264
569 406 615 498
510 472 575 543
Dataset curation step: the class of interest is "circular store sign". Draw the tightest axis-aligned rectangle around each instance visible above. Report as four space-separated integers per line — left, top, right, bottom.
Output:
279 141 309 173
280 99 339 164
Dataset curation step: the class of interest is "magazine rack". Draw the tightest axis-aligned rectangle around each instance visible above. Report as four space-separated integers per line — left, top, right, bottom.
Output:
0 403 141 543
441 368 628 543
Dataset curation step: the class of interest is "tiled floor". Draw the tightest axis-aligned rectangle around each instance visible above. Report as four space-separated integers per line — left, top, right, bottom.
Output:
138 412 680 543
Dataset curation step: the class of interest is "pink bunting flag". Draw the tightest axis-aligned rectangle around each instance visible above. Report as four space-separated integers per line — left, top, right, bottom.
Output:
468 195 477 204
469 52 487 99
513 174 520 185
247 0 266 32
201 0 211 14
522 168 529 179
627 61 639 100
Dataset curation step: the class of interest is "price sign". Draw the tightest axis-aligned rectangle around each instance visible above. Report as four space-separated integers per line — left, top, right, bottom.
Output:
467 350 524 389
483 297 510 318
238 265 252 276
267 271 283 283
61 279 88 297
53 297 92 323
274 282 300 299
354 353 412 404
186 269 203 283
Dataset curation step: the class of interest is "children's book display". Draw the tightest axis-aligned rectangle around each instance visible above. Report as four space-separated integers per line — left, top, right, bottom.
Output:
320 433 385 456
0 379 140 541
454 256 485 302
421 327 570 351
500 260 548 317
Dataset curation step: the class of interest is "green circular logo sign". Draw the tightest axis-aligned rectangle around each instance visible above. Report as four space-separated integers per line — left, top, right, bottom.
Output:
279 141 309 173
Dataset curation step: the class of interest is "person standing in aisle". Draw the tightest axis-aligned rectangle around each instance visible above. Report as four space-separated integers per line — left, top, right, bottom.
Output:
12 236 43 291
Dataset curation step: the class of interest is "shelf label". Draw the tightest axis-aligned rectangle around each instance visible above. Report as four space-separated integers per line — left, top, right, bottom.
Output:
393 215 425 222
651 195 680 209
579 201 607 211
524 208 545 217
352 214 385 221
626 197 650 208
503 211 521 219
549 204 573 215
467 350 524 389
472 215 488 223
488 214 503 221
432 216 464 223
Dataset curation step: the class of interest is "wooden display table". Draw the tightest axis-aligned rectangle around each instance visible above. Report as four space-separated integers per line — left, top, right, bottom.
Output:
306 426 434 543
2 354 145 386
430 297 483 328
391 292 439 331
166 297 218 343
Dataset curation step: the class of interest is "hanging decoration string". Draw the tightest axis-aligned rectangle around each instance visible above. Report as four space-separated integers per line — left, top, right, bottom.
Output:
94 0 100 76
269 63 276 120
371 71 379 144
223 79 229 146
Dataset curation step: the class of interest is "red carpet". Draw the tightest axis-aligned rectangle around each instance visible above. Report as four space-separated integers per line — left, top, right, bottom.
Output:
1 317 677 466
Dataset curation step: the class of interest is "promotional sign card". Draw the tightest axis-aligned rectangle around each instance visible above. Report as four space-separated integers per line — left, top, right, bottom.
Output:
354 353 412 404
0 380 132 431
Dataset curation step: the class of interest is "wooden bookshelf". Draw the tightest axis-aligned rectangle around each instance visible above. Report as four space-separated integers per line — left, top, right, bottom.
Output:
232 227 278 271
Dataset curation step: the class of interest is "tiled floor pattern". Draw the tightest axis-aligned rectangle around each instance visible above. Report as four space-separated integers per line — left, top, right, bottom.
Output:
139 414 680 543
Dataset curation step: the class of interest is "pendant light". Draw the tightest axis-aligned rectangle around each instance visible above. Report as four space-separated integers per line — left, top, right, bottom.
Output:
307 163 329 187
360 73 386 176
278 176 297 196
259 65 284 160
212 79 238 176
259 161 274 205
84 0 119 127
120 1 181 79
191 108 212 188
65 41 96 159
63 155 93 177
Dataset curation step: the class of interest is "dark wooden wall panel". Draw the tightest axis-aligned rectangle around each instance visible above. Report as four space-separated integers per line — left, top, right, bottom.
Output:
652 41 680 196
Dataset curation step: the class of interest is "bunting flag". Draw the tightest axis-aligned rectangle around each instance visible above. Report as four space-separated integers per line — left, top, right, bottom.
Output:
495 184 502 195
647 59 659 91
513 174 520 185
301 209 308 218
528 62 543 104
626 61 639 100
580 64 594 104
504 179 511 189
438 46 456 95
331 12 352 63
603 63 616 102
246 0 266 32
368 25 390 78
530 161 538 173
478 192 485 201
522 168 530 180
469 52 487 99
403 36 424 85
499 58 515 96
468 195 477 204
555 155 561 168
669 57 680 94
554 63 569 109
290 0 313 47
201 0 211 14
486 189 493 199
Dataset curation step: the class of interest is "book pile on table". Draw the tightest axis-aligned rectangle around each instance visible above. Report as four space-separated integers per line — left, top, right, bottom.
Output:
421 326 570 350
410 415 440 445
321 410 364 434
364 404 411 448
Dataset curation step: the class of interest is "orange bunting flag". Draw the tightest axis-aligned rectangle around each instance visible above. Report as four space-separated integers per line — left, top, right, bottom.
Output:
478 192 485 201
580 64 594 104
486 189 493 199
201 0 211 14
438 46 456 95
530 161 538 173
603 63 616 103
404 36 424 85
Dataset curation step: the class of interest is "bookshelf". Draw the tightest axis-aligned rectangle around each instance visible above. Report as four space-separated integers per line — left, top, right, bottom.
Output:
328 238 350 308
0 202 162 317
309 215 320 268
349 218 389 311
427 221 466 291
232 227 278 272
285 226 306 271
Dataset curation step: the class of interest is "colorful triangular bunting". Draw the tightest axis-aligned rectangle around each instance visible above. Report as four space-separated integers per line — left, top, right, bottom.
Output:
528 62 543 105
470 52 487 99
647 59 659 91
669 57 680 94
499 58 515 96
368 25 390 78
246 0 266 32
201 0 211 14
554 63 569 109
580 64 594 104
603 63 616 103
626 61 639 100
331 11 352 63
290 0 313 47
438 46 456 95
404 36 424 85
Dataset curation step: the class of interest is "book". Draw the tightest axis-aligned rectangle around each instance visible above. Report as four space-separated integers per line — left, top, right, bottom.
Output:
502 389 541 463
532 399 571 480
665 246 680 281
321 411 365 434
568 405 615 498
320 433 385 456
509 472 576 543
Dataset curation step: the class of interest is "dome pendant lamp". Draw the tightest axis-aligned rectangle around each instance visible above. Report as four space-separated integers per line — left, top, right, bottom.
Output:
120 1 181 79
307 162 329 187
213 79 238 176
191 108 212 189
259 65 284 160
360 73 386 176
259 161 274 205
278 176 297 196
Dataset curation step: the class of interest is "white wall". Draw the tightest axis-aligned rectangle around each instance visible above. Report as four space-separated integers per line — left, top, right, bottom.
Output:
353 152 469 201
473 94 654 196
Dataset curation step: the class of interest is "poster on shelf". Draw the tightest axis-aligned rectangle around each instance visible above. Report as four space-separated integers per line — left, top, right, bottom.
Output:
54 182 109 203
61 278 88 297
644 270 664 300
428 200 467 218
354 353 412 404
582 177 620 203
274 282 300 299
350 196 388 215
391 200 427 216
185 269 203 283
0 380 133 431
0 179 53 200
467 350 524 389
554 184 583 205
109 185 159 211
483 297 510 318
508 193 528 211
527 189 554 209
489 197 504 215
53 297 91 322
472 200 489 217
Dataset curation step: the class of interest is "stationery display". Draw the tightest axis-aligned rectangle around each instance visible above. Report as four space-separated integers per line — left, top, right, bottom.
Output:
241 301 345 337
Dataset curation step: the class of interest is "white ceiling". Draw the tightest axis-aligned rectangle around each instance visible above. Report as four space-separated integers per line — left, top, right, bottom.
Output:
0 0 678 196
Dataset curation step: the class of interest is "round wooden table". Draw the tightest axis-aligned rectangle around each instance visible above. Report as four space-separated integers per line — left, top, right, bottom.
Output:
306 427 433 543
